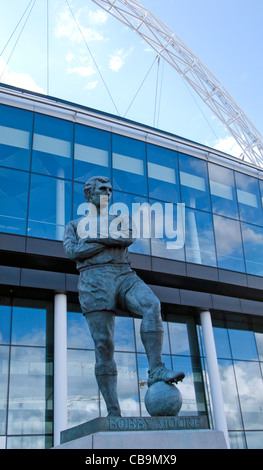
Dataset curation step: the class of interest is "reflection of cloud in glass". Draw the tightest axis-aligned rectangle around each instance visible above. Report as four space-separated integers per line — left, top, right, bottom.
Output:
67 312 93 349
114 317 135 352
169 323 190 356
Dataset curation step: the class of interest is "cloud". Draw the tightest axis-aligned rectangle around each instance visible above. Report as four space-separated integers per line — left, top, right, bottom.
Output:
56 7 106 43
109 48 134 72
85 80 98 90
88 9 108 25
109 54 124 72
68 65 96 77
66 51 74 62
0 57 45 94
213 135 243 158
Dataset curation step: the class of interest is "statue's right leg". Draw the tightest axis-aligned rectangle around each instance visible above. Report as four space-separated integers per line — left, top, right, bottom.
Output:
84 310 121 417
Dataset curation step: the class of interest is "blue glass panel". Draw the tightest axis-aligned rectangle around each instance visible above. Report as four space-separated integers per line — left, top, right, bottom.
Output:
245 431 263 449
112 191 150 255
28 173 72 240
113 352 140 417
0 167 29 235
234 361 263 430
179 153 211 211
149 198 185 261
208 163 239 219
172 355 207 415
213 215 245 272
168 322 190 355
217 359 243 429
74 124 111 183
112 134 147 196
0 345 9 435
114 317 135 352
235 172 263 226
11 306 46 347
73 181 89 219
67 311 94 349
241 222 263 276
0 104 33 171
185 208 216 266
67 349 98 426
8 346 52 435
213 327 231 359
0 305 11 344
228 329 258 361
32 114 73 179
147 144 180 203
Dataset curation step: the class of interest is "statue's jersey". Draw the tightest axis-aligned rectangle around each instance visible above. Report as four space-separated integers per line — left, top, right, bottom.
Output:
63 213 134 272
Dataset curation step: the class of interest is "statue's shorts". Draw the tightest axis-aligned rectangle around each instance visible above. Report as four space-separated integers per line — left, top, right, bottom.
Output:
78 264 143 315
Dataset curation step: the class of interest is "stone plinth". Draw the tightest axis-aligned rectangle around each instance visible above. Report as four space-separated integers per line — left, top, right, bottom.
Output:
52 416 228 449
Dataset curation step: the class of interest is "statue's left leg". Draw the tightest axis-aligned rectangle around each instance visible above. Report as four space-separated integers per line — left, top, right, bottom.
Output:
125 282 184 387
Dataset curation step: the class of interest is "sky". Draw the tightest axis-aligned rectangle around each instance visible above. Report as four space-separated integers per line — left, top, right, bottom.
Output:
0 0 262 160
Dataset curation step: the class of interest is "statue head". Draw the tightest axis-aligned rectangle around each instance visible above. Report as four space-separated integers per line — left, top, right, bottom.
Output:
83 176 112 209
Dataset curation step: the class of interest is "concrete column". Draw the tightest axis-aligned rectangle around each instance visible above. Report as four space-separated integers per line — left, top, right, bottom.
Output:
200 310 230 449
54 293 68 447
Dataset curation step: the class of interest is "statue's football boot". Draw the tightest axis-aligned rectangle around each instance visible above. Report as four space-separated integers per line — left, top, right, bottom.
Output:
147 363 185 388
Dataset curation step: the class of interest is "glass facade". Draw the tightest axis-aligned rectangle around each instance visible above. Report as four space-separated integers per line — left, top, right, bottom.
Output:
198 314 263 449
2 295 261 448
1 102 263 277
0 298 53 449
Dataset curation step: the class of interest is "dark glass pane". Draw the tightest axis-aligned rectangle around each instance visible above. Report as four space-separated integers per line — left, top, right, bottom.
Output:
112 134 147 196
0 345 9 435
74 124 111 183
185 208 217 266
67 349 98 425
112 191 150 255
235 172 263 226
32 114 73 179
8 346 53 435
213 215 245 272
147 144 180 203
11 306 46 347
0 305 11 344
0 168 29 235
208 163 238 219
241 222 263 276
28 173 72 240
179 153 211 211
0 104 33 171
